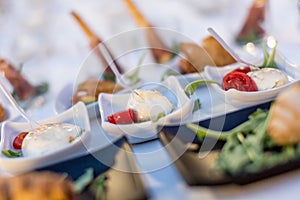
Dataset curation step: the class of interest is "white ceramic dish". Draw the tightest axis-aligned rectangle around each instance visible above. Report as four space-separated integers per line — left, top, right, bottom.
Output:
204 53 300 105
0 102 91 175
98 76 194 144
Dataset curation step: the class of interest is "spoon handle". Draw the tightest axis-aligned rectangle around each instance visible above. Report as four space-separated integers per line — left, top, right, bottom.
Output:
207 27 254 67
0 78 39 129
98 43 129 88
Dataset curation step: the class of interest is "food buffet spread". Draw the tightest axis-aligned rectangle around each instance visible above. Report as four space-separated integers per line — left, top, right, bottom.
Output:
0 0 300 199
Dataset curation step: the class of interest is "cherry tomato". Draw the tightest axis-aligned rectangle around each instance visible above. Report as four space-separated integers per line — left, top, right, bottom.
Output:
232 66 251 74
107 109 136 124
222 71 258 92
13 132 29 150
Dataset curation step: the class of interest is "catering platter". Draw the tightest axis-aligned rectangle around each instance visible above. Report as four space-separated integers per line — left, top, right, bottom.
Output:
159 101 300 185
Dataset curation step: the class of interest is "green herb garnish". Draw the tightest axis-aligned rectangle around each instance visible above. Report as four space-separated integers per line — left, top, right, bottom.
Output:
192 99 201 113
184 79 219 98
125 51 147 86
152 112 166 122
169 41 181 58
2 149 21 158
90 174 108 200
161 69 180 81
187 108 300 175
259 38 277 69
102 73 116 82
74 168 94 193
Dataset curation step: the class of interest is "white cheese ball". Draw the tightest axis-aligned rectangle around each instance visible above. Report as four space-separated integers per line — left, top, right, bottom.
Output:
22 123 83 157
127 90 174 122
247 68 288 90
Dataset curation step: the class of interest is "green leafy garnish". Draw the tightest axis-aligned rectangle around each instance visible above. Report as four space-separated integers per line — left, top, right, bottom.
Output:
35 82 49 96
90 174 108 200
152 112 166 122
169 41 181 58
161 69 180 81
187 108 300 175
184 79 219 97
236 30 261 45
192 99 201 113
125 51 147 86
74 168 94 193
259 38 277 69
17 63 24 73
2 149 21 158
102 73 116 82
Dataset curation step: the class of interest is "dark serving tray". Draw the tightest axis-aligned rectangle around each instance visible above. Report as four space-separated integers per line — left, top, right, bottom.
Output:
38 136 148 200
159 101 300 185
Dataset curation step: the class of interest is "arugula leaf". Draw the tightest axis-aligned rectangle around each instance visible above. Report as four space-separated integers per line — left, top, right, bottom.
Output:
169 41 181 58
152 112 166 122
74 168 94 193
2 149 21 158
35 82 49 96
192 99 201 113
184 79 219 97
187 108 300 175
259 38 277 69
125 51 147 86
161 69 180 81
102 73 116 82
91 174 108 200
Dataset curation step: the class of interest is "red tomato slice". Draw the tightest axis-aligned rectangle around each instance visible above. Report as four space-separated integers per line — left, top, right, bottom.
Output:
13 132 29 150
232 66 251 74
222 71 258 92
107 109 136 124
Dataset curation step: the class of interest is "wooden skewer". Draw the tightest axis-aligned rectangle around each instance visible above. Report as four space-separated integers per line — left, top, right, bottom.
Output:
123 0 151 27
123 0 173 63
71 11 123 74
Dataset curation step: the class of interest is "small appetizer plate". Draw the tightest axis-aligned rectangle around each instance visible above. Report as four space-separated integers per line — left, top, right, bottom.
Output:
204 53 300 105
98 76 194 144
0 102 91 175
55 83 100 118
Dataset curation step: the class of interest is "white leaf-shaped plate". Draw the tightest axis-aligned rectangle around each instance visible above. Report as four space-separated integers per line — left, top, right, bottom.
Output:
0 102 91 175
98 76 194 144
204 53 300 105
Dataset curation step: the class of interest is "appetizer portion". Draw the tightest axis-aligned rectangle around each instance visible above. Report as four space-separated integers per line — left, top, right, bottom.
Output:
0 59 43 101
3 123 85 158
72 78 123 104
187 83 300 176
107 89 174 124
0 171 74 200
0 103 7 122
123 0 173 63
222 66 288 92
236 0 268 44
179 36 236 74
221 40 288 92
268 84 300 146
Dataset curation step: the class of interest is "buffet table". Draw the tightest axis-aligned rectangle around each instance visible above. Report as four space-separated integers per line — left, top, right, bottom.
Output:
1 0 300 199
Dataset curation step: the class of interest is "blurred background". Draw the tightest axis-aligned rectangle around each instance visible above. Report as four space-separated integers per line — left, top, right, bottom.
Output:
0 0 299 98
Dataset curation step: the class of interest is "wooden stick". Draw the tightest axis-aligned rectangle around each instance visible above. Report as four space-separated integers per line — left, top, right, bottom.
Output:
123 0 151 27
71 11 123 74
123 0 172 63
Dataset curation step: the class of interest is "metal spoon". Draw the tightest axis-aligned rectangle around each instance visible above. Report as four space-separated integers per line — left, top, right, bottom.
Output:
0 80 40 129
207 27 257 68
